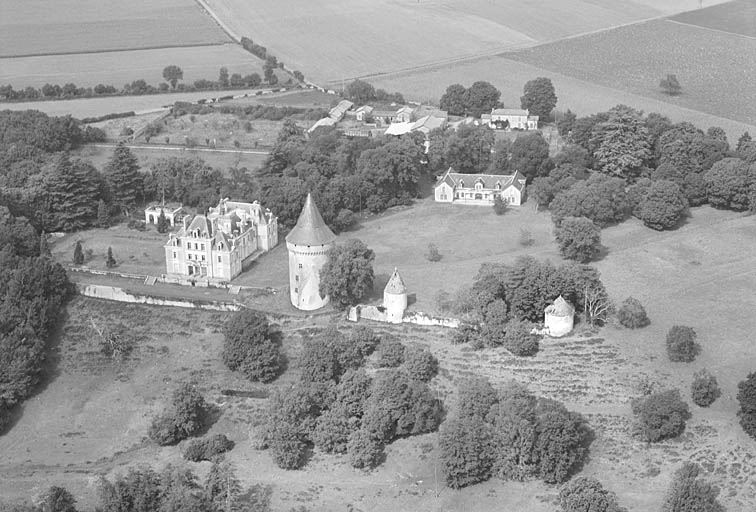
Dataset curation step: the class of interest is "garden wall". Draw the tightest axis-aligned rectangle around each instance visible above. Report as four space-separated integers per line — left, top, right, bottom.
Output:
78 284 242 311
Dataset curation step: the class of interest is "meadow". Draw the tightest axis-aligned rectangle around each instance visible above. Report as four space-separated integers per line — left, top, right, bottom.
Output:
503 19 756 126
203 0 718 85
671 0 756 37
0 44 264 90
0 0 227 57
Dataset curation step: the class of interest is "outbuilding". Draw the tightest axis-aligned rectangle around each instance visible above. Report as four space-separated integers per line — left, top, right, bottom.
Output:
544 296 575 337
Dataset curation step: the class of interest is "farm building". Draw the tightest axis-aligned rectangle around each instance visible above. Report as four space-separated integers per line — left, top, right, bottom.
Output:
144 203 183 227
544 296 575 337
329 100 354 121
434 167 527 206
353 105 374 121
486 108 539 130
396 105 415 122
286 193 336 311
308 117 337 133
163 199 278 282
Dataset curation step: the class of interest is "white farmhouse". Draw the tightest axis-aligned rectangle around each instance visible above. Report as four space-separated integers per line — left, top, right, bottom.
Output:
434 167 527 206
487 108 539 130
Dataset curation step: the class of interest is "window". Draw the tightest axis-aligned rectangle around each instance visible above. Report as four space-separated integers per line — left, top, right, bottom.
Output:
173 252 177 259
294 287 298 293
218 256 222 263
298 263 303 269
201 255 205 261
201 244 205 251
295 275 299 282
187 253 191 260
194 243 198 250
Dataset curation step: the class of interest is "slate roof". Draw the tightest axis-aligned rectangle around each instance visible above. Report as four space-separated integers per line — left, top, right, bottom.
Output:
384 268 407 295
186 215 213 237
545 296 575 316
434 168 527 191
492 108 530 116
286 193 336 246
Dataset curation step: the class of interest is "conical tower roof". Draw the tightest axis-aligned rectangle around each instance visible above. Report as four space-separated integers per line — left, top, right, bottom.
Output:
546 295 574 316
384 268 407 295
285 193 336 246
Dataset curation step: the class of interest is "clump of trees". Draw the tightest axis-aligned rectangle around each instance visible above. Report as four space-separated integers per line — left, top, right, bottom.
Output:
550 174 630 227
555 216 601 262
616 297 650 329
344 79 403 105
439 379 593 488
148 383 209 446
737 372 756 440
661 462 726 512
666 325 700 363
222 310 283 383
631 389 690 442
319 239 375 308
690 369 720 408
439 81 502 117
375 337 406 368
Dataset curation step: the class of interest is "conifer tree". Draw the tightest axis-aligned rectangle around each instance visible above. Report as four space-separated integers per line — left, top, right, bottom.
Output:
39 231 50 258
73 241 84 265
46 152 100 231
106 247 116 268
157 209 169 233
97 199 109 228
105 143 142 214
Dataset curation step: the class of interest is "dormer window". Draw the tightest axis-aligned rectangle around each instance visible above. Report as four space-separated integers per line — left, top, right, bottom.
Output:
458 180 464 188
495 181 501 190
475 182 483 191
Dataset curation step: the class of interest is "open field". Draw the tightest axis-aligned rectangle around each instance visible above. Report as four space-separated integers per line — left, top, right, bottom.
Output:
369 53 756 142
0 0 228 57
3 200 755 510
0 44 266 90
671 0 756 37
504 19 756 126
204 0 723 85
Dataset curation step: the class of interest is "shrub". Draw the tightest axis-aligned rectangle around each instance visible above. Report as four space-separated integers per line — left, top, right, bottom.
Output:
519 228 535 247
690 369 720 408
737 372 756 440
661 462 725 512
335 369 372 418
439 416 494 489
149 383 209 446
72 241 84 264
555 216 601 263
347 429 384 470
666 325 699 363
105 247 116 268
559 476 626 512
616 297 650 328
269 422 308 470
222 310 283 382
39 486 77 512
631 389 690 442
183 434 235 462
127 219 146 231
312 406 352 454
299 335 341 383
493 195 507 215
534 399 592 484
375 338 405 368
502 319 540 357
401 348 439 382
426 243 442 262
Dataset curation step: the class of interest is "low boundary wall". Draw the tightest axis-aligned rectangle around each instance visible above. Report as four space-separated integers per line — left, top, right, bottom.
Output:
78 284 243 311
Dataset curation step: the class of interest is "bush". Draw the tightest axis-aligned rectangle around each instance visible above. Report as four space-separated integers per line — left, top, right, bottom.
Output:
426 243 442 262
439 416 494 489
559 476 626 512
502 319 540 356
401 348 439 382
737 372 756 440
183 434 235 462
661 462 725 512
127 219 146 231
299 335 341 383
452 323 480 345
347 429 384 470
312 406 352 454
39 486 78 512
334 369 372 418
631 389 690 442
616 297 650 328
222 310 283 382
690 369 720 408
148 383 209 446
493 195 507 215
375 338 405 368
269 423 308 470
666 325 699 363
555 216 601 263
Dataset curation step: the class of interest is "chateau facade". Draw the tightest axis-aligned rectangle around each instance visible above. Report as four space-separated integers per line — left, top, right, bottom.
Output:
286 194 336 311
164 199 278 282
434 167 527 206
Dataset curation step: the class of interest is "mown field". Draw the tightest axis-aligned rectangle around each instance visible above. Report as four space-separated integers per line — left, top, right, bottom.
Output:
0 44 265 90
204 0 718 85
503 19 756 126
0 0 228 57
671 0 756 37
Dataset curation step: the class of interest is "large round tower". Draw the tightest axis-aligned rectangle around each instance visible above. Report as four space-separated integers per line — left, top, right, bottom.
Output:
285 193 336 310
383 268 407 324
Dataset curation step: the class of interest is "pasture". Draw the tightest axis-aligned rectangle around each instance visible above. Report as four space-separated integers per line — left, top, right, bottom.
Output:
0 44 265 90
203 0 721 85
0 0 228 57
503 19 756 126
671 0 756 37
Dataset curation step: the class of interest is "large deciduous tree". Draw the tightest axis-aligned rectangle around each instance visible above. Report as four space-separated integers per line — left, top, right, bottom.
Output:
222 309 283 382
356 137 424 212
591 105 651 180
162 65 184 89
520 77 557 122
464 81 502 118
704 158 755 211
555 216 601 263
344 79 376 104
429 123 495 174
439 83 467 116
636 179 688 230
508 132 551 181
550 174 630 227
319 239 375 308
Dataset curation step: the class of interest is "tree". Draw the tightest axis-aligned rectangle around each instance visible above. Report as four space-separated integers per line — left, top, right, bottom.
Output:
529 163 588 209
430 123 495 174
439 416 494 489
106 247 116 268
218 67 229 88
222 309 283 383
344 79 375 104
508 132 551 181
204 459 243 512
555 216 601 263
356 138 424 211
312 405 352 454
375 337 405 368
298 333 342 383
704 158 755 211
737 372 756 440
659 74 682 96
45 152 102 231
149 383 209 445
557 109 577 137
464 81 501 118
666 325 699 363
551 174 630 227
533 400 592 484
559 477 626 512
96 199 109 228
636 180 688 230
426 243 442 262
439 83 467 116
616 297 649 329
347 429 384 469
591 105 651 180
503 319 540 356
162 65 183 89
105 143 142 214
661 462 725 512
319 239 375 308
156 210 169 233
690 369 720 408
736 131 752 153
631 389 690 442
493 195 507 215
401 348 439 382
520 77 557 122
39 486 77 512
73 241 84 265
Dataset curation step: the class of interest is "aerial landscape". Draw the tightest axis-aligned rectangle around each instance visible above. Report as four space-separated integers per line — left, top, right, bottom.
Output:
1 1 755 511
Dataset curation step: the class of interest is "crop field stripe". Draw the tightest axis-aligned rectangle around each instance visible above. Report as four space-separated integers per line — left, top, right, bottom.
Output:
194 0 242 43
0 42 231 60
664 19 756 41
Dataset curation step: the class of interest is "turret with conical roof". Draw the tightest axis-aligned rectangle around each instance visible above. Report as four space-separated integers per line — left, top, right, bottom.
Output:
286 193 336 311
383 268 408 323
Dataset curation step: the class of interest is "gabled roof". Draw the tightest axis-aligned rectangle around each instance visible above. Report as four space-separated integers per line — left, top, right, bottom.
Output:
411 115 446 132
385 122 413 136
187 215 213 237
545 295 575 316
285 193 336 246
434 168 527 191
354 105 374 114
384 268 407 295
308 117 337 133
214 230 230 250
492 108 529 116
396 105 414 114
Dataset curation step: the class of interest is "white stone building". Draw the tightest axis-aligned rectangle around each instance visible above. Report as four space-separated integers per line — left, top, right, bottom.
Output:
144 203 183 226
434 167 527 206
487 108 539 130
544 296 575 337
383 268 408 323
286 194 336 311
